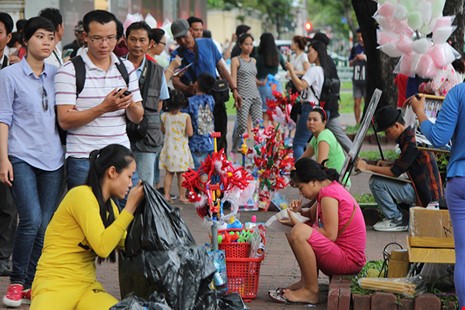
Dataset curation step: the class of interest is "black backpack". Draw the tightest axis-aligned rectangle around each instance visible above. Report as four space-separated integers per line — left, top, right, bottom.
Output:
310 75 340 108
57 56 130 144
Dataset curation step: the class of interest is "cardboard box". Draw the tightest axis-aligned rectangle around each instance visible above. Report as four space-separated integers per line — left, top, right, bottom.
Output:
409 207 454 248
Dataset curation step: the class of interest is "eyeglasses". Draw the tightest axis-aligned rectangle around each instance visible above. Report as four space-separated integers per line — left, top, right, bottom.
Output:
89 35 117 44
158 41 166 46
41 86 48 112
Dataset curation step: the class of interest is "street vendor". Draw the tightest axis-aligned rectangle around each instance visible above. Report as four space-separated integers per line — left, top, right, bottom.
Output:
269 157 366 305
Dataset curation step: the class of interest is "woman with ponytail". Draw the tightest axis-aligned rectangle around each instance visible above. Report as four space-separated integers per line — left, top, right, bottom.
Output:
30 144 144 310
269 157 366 305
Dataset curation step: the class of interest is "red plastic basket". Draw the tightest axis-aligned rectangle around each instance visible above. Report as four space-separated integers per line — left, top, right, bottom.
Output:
225 257 263 301
219 242 250 258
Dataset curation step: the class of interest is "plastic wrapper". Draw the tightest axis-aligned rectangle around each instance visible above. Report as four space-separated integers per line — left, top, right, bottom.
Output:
119 183 245 309
358 275 426 298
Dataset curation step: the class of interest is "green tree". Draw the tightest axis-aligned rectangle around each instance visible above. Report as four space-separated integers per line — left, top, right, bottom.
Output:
208 0 296 38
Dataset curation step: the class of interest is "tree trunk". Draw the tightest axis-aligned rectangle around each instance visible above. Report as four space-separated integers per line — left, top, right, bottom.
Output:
444 0 465 52
351 0 397 111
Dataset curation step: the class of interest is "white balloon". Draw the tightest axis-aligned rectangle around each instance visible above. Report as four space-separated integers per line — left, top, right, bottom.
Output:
374 16 393 31
393 4 408 20
431 0 446 18
432 26 457 44
412 38 432 54
407 11 423 31
145 13 157 29
378 43 403 57
419 24 432 36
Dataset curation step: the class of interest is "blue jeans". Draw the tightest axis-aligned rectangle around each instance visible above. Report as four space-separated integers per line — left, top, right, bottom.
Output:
258 80 283 112
192 151 211 172
66 157 90 190
292 102 313 159
134 150 159 185
9 156 64 289
66 157 139 209
369 175 416 220
445 177 465 308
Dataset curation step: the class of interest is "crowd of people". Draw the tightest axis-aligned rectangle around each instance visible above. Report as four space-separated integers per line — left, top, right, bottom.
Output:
0 5 464 308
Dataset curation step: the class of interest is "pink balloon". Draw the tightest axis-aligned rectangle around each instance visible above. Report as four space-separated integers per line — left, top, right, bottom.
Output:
416 54 438 78
377 2 396 18
377 30 398 46
431 16 454 32
429 44 447 68
396 35 413 54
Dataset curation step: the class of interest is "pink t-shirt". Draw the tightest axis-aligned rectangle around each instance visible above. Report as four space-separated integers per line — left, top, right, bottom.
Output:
316 181 366 266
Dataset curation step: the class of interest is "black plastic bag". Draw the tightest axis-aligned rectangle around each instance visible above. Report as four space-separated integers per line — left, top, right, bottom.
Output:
110 292 171 310
124 183 196 257
119 183 233 309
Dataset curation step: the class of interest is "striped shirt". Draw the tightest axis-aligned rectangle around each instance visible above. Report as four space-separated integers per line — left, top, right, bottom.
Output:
55 50 142 158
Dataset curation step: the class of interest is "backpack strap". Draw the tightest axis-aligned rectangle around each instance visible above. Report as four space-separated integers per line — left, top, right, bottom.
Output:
71 56 129 98
71 56 86 98
115 57 129 87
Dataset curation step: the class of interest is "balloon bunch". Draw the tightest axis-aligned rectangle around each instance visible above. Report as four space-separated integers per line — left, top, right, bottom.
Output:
182 148 254 220
374 0 460 78
251 125 294 205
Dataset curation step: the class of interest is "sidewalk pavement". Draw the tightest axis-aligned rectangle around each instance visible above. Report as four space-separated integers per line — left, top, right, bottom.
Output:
0 113 409 309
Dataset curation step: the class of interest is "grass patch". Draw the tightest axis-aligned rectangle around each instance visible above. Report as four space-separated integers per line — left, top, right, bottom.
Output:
341 80 352 90
354 193 376 204
359 149 398 161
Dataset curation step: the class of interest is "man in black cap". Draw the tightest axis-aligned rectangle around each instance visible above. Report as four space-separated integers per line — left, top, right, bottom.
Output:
170 19 241 151
63 21 85 59
355 106 443 231
309 32 353 153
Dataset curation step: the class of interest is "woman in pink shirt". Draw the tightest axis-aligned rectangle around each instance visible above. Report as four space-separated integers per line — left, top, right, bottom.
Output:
270 157 366 305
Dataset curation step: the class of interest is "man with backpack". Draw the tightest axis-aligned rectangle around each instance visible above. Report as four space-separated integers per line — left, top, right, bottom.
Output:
55 10 143 189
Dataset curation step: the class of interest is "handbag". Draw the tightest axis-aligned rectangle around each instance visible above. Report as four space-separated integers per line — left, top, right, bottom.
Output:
211 79 230 103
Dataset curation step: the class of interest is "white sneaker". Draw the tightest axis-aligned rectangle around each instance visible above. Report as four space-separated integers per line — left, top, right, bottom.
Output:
373 218 408 232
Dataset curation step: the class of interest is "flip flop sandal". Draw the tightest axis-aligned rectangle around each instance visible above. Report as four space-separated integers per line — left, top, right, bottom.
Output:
268 291 316 306
268 287 285 295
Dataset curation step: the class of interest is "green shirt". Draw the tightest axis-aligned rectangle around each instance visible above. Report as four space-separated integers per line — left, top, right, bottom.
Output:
309 128 351 187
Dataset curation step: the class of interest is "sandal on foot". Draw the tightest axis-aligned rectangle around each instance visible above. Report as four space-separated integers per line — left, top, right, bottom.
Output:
268 288 285 295
268 291 316 306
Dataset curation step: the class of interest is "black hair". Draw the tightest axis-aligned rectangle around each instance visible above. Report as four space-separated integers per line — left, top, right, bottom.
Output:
452 56 465 74
356 28 361 33
116 19 124 39
293 35 307 51
0 12 14 34
238 33 254 46
38 8 63 30
187 16 203 26
86 144 134 263
196 72 215 94
258 32 279 67
235 24 250 37
150 28 165 43
82 10 117 34
310 107 327 122
165 89 188 111
125 21 151 39
202 29 212 38
7 32 19 48
308 40 330 80
16 19 27 32
290 157 340 185
23 16 55 42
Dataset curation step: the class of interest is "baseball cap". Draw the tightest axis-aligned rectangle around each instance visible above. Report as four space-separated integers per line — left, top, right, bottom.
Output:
74 21 83 32
310 32 330 46
171 19 189 39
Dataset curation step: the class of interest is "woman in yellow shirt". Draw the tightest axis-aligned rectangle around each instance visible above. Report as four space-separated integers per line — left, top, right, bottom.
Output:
30 144 144 310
